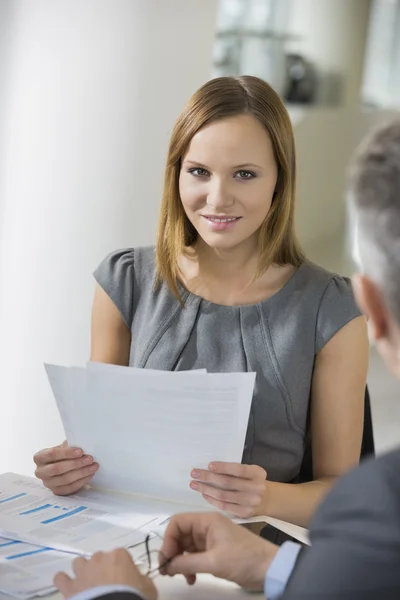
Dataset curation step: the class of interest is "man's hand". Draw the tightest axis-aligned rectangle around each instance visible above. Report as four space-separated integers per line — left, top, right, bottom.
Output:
54 549 157 600
160 512 278 591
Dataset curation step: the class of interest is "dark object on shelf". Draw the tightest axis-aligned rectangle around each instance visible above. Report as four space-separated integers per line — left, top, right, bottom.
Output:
283 53 317 104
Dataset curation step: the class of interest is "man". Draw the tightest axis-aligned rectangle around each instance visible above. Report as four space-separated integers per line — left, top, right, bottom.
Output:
54 119 400 600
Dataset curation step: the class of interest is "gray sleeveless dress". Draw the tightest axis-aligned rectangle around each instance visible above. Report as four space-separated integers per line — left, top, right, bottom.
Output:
94 246 361 484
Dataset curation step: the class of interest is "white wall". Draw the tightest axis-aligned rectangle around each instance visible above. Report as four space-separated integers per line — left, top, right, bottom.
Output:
0 0 217 476
294 106 400 252
0 0 13 229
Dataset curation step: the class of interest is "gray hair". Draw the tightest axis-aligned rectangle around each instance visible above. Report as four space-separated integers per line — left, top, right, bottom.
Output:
348 119 400 325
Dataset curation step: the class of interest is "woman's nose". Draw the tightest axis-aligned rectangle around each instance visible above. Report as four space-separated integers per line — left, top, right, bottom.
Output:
206 180 234 211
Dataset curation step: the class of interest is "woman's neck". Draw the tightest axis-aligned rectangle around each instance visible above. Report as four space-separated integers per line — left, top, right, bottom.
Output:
193 238 259 282
179 238 298 306
179 239 276 306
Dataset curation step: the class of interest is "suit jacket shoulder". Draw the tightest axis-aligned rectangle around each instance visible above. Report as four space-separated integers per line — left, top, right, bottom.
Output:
94 592 143 600
282 449 400 600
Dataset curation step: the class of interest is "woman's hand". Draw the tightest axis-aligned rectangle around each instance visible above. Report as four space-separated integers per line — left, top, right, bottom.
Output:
34 441 99 495
189 462 268 518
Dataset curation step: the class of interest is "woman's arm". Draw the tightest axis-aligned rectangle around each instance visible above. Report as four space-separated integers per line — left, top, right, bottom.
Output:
264 315 369 527
90 284 131 365
34 284 131 495
190 315 369 527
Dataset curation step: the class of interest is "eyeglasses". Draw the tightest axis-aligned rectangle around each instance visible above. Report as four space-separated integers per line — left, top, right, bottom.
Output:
133 534 171 578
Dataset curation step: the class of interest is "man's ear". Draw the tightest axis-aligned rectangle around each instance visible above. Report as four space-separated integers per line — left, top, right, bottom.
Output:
352 273 388 340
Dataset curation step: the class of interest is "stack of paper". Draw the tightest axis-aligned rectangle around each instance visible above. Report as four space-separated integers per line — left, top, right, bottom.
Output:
0 365 255 598
0 535 74 599
0 473 148 555
0 472 162 599
45 363 255 506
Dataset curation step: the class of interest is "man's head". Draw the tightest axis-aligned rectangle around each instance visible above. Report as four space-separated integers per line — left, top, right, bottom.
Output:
349 119 400 378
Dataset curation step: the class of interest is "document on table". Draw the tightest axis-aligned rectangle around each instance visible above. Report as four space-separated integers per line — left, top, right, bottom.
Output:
0 473 146 555
45 364 255 506
0 471 202 600
0 535 73 599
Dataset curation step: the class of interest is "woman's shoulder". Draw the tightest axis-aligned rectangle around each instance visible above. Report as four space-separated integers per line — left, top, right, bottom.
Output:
92 246 157 328
98 245 155 264
300 259 350 285
294 259 355 302
94 246 156 280
298 260 363 352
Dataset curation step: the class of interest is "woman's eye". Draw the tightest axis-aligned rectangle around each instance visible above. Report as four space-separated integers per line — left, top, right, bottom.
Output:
188 167 209 177
236 170 256 180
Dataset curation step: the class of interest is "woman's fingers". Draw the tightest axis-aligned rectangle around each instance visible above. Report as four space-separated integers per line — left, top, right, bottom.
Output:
207 463 266 479
34 443 98 495
51 474 98 496
190 470 263 493
201 494 257 519
35 455 95 480
189 463 268 519
43 463 99 489
34 445 83 467
192 482 263 508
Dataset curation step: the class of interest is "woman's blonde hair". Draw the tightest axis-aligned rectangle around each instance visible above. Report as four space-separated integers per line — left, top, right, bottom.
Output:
156 75 304 301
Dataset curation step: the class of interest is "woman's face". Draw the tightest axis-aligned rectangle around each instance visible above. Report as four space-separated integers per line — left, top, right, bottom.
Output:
179 114 278 252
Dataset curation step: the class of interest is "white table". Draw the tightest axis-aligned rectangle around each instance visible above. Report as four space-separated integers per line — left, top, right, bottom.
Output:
47 517 308 600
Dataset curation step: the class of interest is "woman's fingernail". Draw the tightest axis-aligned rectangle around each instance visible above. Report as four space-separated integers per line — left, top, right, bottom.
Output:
190 482 199 490
83 456 93 466
208 463 217 471
191 470 201 478
73 449 82 457
90 465 99 474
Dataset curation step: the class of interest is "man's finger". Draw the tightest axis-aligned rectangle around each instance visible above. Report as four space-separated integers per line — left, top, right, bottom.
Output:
72 556 88 577
54 572 75 598
161 513 213 561
167 551 213 577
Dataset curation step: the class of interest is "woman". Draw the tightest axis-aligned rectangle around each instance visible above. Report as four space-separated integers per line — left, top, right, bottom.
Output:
34 76 369 528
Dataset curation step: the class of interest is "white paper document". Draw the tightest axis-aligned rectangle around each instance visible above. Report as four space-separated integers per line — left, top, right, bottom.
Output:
45 364 255 506
0 473 146 555
0 535 73 599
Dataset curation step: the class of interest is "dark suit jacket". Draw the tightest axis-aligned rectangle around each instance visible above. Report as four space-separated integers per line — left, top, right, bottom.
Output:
95 593 142 600
282 448 400 599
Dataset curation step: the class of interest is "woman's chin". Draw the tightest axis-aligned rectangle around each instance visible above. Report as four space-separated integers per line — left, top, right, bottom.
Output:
196 231 255 253
199 237 240 251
